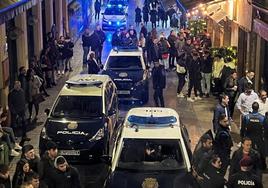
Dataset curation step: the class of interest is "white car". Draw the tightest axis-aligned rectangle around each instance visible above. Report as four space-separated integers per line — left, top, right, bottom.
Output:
105 107 194 188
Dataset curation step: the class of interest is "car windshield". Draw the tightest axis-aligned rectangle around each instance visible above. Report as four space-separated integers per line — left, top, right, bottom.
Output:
104 8 125 15
106 56 142 69
127 115 177 126
117 139 186 171
51 96 102 118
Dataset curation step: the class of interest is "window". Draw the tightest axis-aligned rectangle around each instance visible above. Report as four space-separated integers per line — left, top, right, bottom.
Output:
106 56 142 69
118 139 185 171
52 96 102 118
104 8 125 15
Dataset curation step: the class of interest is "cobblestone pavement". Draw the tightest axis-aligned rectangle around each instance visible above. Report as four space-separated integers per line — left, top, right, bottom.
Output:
9 0 268 186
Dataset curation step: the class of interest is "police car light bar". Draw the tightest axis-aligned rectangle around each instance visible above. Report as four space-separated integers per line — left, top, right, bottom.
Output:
66 79 103 88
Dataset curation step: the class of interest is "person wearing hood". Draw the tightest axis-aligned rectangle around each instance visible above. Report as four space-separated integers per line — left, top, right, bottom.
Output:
12 159 32 188
50 156 81 188
38 141 58 188
21 145 40 174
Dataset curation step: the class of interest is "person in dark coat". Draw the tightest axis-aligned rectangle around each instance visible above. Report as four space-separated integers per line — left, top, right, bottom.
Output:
94 25 106 64
25 172 40 188
87 52 100 74
201 50 213 98
112 28 121 47
186 52 202 101
162 10 168 28
21 145 40 174
214 114 233 175
223 70 238 118
94 0 101 20
18 66 27 96
227 156 263 188
199 155 226 188
142 5 149 26
212 93 231 133
12 159 32 188
8 81 30 142
38 141 58 188
140 23 148 38
167 30 177 69
0 164 11 188
50 156 81 188
82 28 91 66
64 36 74 72
152 61 166 107
135 6 142 27
150 8 158 28
238 70 255 94
229 137 262 178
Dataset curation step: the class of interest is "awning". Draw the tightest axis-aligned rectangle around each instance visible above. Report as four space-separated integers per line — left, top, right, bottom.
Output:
210 9 227 23
0 0 40 25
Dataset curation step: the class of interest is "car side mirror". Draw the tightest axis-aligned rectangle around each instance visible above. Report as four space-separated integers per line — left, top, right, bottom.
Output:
100 155 112 165
44 108 50 116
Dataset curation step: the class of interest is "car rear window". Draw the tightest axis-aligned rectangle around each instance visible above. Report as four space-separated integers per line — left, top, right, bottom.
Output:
51 96 102 118
127 115 177 126
106 56 142 69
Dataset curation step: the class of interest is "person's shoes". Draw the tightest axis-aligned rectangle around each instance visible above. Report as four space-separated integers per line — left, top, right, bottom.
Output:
195 96 202 100
187 97 195 102
22 137 31 142
206 93 210 98
14 143 22 150
10 149 20 157
177 93 184 98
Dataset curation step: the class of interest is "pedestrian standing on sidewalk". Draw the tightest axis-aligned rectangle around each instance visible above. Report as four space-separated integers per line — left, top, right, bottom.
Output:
142 5 149 26
213 113 233 175
167 30 177 70
150 8 157 28
82 28 91 67
87 52 101 74
140 22 148 38
212 54 225 95
176 53 187 98
186 52 202 102
8 81 31 142
158 34 170 71
57 36 67 75
21 145 40 174
223 70 238 118
94 25 106 64
18 66 27 97
12 159 32 188
64 36 74 72
229 137 262 178
212 93 231 133
201 50 213 98
238 70 255 94
94 0 101 20
135 6 142 27
152 61 166 107
241 102 266 170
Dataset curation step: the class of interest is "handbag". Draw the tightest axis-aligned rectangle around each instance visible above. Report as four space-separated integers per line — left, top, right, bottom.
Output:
161 53 169 59
32 93 45 104
176 64 186 74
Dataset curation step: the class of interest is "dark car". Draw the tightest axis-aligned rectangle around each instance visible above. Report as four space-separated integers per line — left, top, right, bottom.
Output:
102 47 149 104
39 74 119 163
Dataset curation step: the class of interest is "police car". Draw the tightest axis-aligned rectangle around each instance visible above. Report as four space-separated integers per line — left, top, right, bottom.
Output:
102 47 149 103
102 4 127 30
39 74 119 162
105 107 194 188
107 0 128 11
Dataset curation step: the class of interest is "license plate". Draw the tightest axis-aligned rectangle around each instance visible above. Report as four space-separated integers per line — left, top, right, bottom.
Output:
118 90 130 94
59 150 80 156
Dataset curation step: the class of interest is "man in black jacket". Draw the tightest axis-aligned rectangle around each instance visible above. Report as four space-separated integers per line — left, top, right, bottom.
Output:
238 70 255 94
152 61 166 107
38 141 58 188
82 28 91 66
214 113 233 175
8 81 30 142
50 156 81 188
94 25 106 64
94 0 101 20
229 137 261 178
21 145 40 174
201 50 213 98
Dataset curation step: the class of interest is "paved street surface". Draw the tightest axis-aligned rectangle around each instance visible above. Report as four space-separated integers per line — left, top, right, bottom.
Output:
9 0 268 187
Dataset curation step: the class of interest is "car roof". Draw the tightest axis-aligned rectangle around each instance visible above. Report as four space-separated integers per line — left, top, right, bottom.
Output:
59 74 110 96
122 107 182 139
108 47 143 56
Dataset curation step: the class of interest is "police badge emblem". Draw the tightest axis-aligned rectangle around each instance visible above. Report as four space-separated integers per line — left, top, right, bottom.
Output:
142 178 159 188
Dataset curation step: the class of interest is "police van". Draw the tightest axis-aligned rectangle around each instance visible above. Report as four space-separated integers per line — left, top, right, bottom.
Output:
105 107 194 188
102 47 149 103
102 4 127 30
39 74 119 162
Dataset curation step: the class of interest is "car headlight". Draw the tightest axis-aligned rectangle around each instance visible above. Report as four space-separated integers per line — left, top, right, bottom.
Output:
89 127 105 142
41 127 51 140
